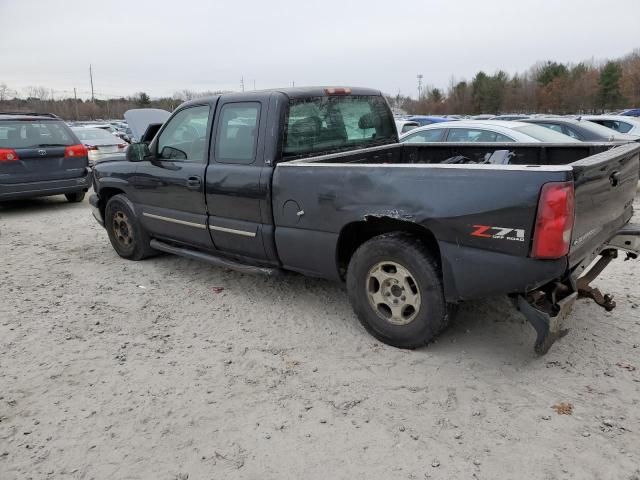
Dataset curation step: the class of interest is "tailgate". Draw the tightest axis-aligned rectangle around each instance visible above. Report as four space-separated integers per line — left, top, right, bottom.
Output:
569 143 640 266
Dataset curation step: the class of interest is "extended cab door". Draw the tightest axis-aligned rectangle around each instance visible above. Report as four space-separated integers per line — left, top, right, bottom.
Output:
133 103 215 249
205 95 274 262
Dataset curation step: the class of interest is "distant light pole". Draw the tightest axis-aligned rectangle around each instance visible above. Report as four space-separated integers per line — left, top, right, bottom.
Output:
89 64 95 102
74 88 79 120
417 74 423 100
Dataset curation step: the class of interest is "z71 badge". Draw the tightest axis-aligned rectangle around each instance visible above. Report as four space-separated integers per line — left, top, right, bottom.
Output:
471 225 526 242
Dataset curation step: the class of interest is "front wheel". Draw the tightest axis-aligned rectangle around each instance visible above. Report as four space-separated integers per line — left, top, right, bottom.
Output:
105 194 155 260
346 233 449 349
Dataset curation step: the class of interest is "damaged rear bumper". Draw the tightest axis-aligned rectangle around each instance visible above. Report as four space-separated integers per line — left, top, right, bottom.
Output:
517 222 639 354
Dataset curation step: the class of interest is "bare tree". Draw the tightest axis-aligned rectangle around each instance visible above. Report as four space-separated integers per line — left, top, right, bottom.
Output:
0 83 10 102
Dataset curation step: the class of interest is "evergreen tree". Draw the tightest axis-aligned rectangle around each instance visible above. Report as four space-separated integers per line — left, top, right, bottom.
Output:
598 61 624 110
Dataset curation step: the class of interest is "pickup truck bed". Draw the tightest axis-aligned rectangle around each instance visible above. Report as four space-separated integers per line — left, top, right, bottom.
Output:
90 87 640 354
274 142 638 295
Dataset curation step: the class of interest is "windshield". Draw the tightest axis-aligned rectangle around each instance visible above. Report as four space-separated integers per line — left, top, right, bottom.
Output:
72 128 120 142
0 120 75 148
282 95 396 159
578 120 631 139
512 124 580 142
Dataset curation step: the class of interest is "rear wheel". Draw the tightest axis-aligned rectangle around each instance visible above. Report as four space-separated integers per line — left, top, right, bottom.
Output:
346 232 450 348
105 194 155 260
65 191 85 203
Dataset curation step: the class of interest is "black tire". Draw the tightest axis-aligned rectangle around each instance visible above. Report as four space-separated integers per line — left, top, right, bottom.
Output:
346 232 449 349
65 191 85 203
105 194 155 260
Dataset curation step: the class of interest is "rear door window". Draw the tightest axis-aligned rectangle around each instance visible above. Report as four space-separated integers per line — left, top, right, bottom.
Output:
402 129 445 143
214 103 260 164
446 128 514 142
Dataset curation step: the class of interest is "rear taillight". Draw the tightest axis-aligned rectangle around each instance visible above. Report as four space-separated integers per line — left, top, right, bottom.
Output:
117 143 127 150
0 148 19 162
64 144 88 158
531 181 575 259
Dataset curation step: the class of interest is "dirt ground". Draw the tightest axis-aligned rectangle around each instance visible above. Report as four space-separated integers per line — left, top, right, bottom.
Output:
1 192 639 480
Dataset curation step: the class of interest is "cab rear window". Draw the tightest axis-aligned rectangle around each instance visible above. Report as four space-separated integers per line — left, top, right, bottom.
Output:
0 120 75 149
282 95 396 160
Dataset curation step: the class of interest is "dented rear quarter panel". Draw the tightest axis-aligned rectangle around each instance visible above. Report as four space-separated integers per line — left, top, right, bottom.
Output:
272 161 572 295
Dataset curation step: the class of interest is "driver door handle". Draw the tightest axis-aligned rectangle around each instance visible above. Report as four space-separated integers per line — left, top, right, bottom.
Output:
187 175 202 189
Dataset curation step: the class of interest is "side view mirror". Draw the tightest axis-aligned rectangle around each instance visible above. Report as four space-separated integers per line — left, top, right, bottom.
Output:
126 142 151 162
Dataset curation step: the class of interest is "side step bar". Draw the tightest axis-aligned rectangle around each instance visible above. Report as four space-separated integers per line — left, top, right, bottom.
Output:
150 239 281 276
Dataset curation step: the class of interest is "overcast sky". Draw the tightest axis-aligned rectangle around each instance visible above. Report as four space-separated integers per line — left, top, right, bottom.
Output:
1 0 638 100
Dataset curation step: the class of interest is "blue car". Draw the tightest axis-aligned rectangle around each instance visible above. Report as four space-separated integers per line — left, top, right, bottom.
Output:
621 108 640 118
406 115 454 126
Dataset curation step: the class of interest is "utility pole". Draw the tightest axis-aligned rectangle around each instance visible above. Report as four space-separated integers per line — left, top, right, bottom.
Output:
89 64 95 102
253 80 256 90
74 88 79 120
240 76 245 92
417 74 423 100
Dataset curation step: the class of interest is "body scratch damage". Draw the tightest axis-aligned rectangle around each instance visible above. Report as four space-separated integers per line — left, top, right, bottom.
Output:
363 210 415 222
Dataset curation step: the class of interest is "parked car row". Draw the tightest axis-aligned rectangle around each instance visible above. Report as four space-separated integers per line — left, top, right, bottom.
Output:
400 120 583 143
396 114 640 145
396 109 640 142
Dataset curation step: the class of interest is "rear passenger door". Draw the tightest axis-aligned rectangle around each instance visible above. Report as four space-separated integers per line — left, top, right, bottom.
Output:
205 98 272 261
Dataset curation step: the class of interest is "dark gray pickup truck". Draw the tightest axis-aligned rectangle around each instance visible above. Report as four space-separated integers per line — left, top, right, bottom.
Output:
90 87 640 353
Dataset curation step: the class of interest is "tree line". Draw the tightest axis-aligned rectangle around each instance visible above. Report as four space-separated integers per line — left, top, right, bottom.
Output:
389 49 640 115
0 88 227 121
1 48 639 119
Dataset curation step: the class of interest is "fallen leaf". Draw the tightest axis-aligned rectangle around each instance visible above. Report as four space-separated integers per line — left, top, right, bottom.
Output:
616 362 636 372
551 402 573 415
212 287 225 294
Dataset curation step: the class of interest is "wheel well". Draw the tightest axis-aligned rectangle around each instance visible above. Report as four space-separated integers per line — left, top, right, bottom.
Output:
336 217 441 279
98 187 125 217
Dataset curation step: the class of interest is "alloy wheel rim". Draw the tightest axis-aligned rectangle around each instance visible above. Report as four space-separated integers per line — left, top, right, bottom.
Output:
112 211 134 248
366 261 421 325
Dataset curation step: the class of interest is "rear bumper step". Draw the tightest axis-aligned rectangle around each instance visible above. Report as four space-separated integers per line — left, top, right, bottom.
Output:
604 222 640 258
517 222 639 354
149 239 281 276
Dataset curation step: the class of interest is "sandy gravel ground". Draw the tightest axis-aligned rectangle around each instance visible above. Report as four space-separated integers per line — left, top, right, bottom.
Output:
0 193 639 480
